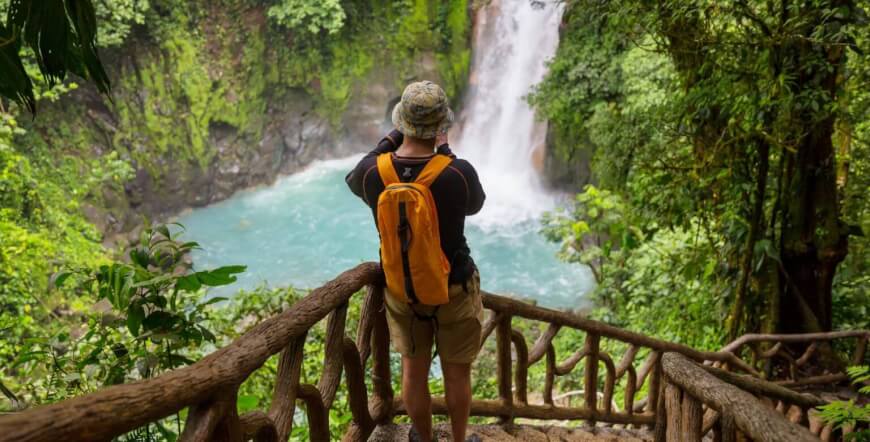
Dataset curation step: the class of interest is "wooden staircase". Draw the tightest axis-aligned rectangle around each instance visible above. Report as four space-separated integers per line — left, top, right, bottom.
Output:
368 423 653 441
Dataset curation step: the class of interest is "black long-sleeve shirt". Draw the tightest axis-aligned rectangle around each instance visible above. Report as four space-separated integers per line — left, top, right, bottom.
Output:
345 130 486 284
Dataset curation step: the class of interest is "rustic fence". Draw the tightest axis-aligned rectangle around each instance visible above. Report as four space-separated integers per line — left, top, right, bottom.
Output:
0 262 866 441
718 330 869 387
657 352 830 442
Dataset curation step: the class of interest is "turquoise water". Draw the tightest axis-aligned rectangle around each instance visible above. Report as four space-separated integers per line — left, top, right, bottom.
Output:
176 156 594 309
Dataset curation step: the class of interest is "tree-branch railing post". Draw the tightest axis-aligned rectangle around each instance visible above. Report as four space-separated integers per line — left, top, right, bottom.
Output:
297 384 329 442
647 351 662 427
584 333 600 425
496 313 514 423
544 343 556 406
341 337 375 442
511 329 529 405
368 284 394 424
852 335 868 366
356 286 379 366
318 303 348 410
598 352 617 415
268 333 307 441
239 411 279 442
181 387 242 442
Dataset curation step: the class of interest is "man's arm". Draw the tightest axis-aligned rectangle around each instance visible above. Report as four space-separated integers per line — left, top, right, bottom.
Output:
345 129 404 199
463 162 486 215
435 132 484 214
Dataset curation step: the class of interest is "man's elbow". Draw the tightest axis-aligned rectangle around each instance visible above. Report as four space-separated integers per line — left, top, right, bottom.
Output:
466 194 486 215
345 171 363 198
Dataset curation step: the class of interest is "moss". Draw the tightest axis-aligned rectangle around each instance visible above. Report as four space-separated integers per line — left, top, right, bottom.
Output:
107 3 276 178
314 40 375 127
434 0 471 100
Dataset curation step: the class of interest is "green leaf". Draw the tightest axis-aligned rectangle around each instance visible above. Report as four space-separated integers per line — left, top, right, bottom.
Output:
176 274 202 292
0 22 36 113
127 304 145 336
199 326 216 343
52 271 72 288
156 224 171 240
129 248 150 268
131 274 174 288
199 296 228 307
142 311 175 331
168 354 195 368
195 266 246 287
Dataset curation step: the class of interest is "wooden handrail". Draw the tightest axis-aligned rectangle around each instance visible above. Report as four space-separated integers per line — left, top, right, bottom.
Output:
1 262 863 441
482 292 759 374
659 352 818 442
720 330 870 354
0 263 381 442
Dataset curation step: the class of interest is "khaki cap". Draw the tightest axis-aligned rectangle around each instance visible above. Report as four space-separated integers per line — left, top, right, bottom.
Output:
391 81 454 139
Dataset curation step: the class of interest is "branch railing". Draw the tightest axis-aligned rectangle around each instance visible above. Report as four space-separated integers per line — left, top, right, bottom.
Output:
0 263 384 442
657 352 826 442
718 331 869 387
0 262 866 441
406 291 767 429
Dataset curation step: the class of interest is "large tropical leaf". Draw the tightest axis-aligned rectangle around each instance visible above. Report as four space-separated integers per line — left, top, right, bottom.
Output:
0 22 35 113
0 0 110 113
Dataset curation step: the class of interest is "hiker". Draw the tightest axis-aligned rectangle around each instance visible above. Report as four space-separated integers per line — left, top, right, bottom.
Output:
346 80 486 442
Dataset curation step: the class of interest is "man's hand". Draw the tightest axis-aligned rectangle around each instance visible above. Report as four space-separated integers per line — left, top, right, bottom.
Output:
383 129 404 151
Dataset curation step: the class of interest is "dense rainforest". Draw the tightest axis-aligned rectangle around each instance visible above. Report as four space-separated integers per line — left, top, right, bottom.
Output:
1 0 869 439
534 0 870 346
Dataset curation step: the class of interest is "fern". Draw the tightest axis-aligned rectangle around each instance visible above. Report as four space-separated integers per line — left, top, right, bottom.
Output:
817 365 870 438
848 366 870 395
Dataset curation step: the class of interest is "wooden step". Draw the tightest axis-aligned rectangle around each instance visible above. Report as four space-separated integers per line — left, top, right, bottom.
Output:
368 423 653 441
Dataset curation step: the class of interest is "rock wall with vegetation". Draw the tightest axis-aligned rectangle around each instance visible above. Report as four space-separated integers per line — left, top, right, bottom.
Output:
25 0 472 235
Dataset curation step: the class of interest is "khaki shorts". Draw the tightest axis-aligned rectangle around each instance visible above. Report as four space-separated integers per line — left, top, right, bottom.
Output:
384 271 484 364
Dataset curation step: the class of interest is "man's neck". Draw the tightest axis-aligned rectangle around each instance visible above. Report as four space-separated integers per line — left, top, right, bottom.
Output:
396 139 435 157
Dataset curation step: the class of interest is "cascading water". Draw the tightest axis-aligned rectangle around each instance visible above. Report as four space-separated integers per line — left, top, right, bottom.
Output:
177 0 593 307
454 0 564 229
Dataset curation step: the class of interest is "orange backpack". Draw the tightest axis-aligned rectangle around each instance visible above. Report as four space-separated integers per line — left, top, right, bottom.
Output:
376 153 452 305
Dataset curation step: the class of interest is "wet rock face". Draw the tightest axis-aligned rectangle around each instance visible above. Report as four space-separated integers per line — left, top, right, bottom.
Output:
541 126 594 191
96 66 440 238
111 60 448 232
113 97 337 230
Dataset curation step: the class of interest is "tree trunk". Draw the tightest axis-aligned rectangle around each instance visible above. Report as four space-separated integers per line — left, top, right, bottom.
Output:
778 38 849 334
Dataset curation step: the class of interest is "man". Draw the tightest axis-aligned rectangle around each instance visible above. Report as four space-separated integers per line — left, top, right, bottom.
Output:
346 81 486 442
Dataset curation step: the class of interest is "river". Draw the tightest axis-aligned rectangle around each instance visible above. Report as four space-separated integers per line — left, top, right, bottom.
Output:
177 0 594 309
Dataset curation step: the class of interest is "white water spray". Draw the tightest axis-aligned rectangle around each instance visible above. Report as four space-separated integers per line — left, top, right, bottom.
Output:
454 0 564 230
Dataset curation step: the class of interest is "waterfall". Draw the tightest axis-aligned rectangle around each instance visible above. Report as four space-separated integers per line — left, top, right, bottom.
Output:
453 0 564 230
177 0 594 306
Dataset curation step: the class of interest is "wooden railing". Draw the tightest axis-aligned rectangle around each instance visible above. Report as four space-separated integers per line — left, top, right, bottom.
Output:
0 263 383 442
441 291 764 427
657 352 822 442
0 262 866 441
718 331 869 387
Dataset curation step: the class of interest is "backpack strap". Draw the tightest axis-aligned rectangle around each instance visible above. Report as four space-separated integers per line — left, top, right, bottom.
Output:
414 154 452 187
376 153 400 185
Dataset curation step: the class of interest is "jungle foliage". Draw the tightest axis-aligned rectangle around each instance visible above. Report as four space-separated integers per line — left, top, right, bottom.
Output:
536 0 870 348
